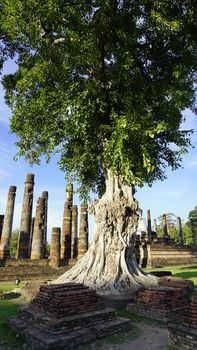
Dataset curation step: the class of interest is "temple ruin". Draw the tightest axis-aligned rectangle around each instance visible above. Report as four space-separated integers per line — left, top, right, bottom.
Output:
135 210 197 268
0 173 197 281
0 174 89 280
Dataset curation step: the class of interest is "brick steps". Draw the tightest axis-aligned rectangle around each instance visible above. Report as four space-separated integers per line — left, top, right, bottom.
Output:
9 283 132 350
9 315 130 350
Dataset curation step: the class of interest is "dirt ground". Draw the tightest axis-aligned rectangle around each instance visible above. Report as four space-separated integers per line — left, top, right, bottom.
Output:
92 321 169 350
0 322 169 350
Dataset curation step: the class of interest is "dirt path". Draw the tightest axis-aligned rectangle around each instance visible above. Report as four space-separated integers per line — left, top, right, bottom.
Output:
76 321 169 350
108 322 169 350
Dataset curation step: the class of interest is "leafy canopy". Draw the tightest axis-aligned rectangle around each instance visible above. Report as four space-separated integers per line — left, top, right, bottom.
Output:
0 0 196 197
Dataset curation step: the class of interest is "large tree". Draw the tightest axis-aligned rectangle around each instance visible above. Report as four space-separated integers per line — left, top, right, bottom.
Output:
0 0 196 295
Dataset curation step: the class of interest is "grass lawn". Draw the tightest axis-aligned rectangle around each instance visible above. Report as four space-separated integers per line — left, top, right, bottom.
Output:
0 282 26 293
144 266 197 285
0 299 26 349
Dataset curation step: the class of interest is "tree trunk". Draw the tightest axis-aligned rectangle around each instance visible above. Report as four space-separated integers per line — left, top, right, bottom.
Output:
54 172 158 295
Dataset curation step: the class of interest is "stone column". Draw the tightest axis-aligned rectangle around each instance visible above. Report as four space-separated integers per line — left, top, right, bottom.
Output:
17 173 34 258
78 204 89 259
28 217 35 257
0 186 16 259
162 214 169 238
42 191 48 257
147 209 152 240
177 217 184 244
31 197 45 259
50 227 61 268
153 219 157 234
0 215 4 243
71 205 78 259
60 184 73 261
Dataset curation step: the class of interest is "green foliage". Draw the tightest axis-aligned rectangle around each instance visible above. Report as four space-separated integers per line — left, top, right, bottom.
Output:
46 241 50 255
188 206 197 222
1 1 196 198
10 228 19 257
182 222 192 244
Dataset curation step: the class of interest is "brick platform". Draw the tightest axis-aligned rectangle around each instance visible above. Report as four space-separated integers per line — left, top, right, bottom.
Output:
127 286 190 322
9 283 132 349
168 295 197 349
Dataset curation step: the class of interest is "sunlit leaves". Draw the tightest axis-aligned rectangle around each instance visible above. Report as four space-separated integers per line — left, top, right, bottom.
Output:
0 0 196 198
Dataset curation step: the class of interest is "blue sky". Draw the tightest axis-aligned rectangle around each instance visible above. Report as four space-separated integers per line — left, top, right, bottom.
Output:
0 60 196 242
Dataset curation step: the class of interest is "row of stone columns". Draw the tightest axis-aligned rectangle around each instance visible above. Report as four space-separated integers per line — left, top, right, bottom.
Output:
140 210 184 244
49 184 89 267
0 175 89 265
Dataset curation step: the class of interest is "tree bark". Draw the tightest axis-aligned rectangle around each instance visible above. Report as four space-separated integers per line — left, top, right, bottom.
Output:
54 172 157 295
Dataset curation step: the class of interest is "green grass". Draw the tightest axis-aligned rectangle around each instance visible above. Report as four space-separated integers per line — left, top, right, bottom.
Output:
0 282 26 293
0 299 26 349
144 266 197 285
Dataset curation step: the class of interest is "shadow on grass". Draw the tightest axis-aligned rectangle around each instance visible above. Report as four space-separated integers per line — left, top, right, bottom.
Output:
0 300 26 349
173 270 197 281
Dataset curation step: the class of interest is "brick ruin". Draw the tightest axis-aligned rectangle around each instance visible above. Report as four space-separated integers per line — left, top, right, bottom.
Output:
9 283 132 350
168 294 197 349
0 174 89 273
127 285 191 322
135 209 197 268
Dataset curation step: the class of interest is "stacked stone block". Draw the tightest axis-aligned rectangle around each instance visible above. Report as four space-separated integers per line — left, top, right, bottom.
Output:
147 209 152 240
31 197 45 260
163 214 169 238
61 184 73 261
9 283 132 350
50 227 61 268
71 205 78 259
17 174 34 258
128 286 190 322
78 204 89 259
0 186 16 259
42 191 48 257
168 294 197 349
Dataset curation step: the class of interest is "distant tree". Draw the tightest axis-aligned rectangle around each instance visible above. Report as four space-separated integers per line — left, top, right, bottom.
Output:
185 206 197 243
188 206 197 222
0 1 196 294
46 242 50 256
182 222 192 245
